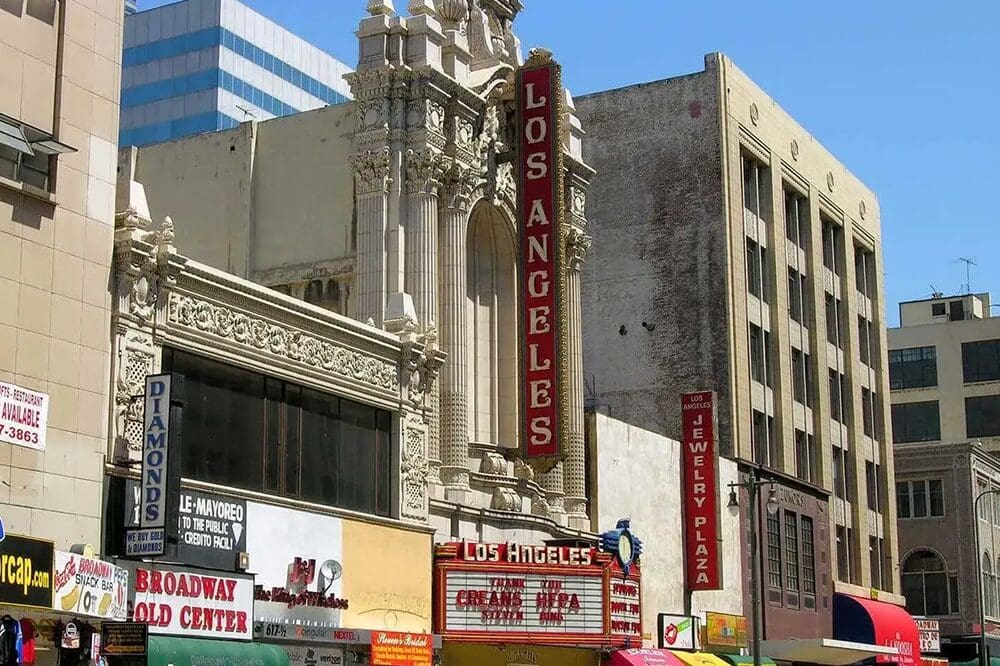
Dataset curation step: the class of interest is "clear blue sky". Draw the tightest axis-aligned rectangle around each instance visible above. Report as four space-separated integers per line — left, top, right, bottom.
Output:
139 0 1000 325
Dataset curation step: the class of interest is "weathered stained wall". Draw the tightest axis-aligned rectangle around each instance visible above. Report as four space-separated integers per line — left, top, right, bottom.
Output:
575 60 733 453
587 411 743 643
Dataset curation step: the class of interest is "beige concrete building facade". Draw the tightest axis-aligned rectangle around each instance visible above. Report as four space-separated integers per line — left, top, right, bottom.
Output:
888 292 1000 451
575 53 901 644
1 0 124 548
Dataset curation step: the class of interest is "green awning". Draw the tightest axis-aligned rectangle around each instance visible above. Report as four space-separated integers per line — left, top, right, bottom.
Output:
717 654 777 666
148 636 289 666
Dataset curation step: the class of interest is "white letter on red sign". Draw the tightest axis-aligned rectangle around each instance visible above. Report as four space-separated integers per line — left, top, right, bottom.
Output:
529 305 550 334
525 83 547 109
530 379 552 408
527 199 550 226
528 271 550 298
530 416 552 446
529 344 552 371
526 152 547 179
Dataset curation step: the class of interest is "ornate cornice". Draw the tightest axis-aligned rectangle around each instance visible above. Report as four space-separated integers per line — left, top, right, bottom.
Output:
168 293 400 393
350 148 393 196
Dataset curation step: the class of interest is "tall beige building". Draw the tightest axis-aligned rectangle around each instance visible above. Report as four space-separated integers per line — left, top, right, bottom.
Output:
576 53 902 651
0 0 124 547
888 292 1000 450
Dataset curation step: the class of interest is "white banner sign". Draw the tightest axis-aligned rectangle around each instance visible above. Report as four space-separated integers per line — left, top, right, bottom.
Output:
282 646 344 666
916 619 940 653
54 552 129 620
131 566 254 640
658 614 697 650
0 381 48 451
442 569 605 635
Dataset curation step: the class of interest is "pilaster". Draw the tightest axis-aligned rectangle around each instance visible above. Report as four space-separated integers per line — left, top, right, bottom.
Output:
350 148 392 327
563 225 592 528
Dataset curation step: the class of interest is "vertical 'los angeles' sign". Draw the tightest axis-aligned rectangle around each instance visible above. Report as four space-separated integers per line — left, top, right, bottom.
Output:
517 53 566 469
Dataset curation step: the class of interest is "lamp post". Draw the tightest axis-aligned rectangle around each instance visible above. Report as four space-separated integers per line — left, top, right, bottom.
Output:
728 469 780 666
975 489 1000 666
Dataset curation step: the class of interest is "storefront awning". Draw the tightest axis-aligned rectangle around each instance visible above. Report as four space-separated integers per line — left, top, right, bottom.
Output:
717 653 777 666
670 650 731 666
611 649 689 666
761 638 899 665
148 636 289 666
834 593 921 666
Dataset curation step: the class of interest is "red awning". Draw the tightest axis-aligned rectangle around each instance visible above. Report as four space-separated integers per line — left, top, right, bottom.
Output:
611 649 690 666
833 594 921 666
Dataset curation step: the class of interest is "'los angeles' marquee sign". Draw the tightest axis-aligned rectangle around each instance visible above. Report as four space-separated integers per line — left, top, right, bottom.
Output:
433 541 641 647
516 52 568 468
681 391 722 590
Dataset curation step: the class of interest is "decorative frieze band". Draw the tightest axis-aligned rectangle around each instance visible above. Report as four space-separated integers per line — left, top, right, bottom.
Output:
167 293 399 393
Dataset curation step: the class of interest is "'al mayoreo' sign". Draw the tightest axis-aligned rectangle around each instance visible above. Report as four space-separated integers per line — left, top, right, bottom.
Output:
433 542 641 647
517 53 567 467
682 391 722 590
0 533 54 609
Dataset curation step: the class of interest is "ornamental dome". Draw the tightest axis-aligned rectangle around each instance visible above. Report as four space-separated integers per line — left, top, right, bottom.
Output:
435 0 468 22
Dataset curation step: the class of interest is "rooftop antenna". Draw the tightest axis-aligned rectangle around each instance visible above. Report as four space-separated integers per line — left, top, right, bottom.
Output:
235 104 256 119
958 257 977 294
930 285 943 299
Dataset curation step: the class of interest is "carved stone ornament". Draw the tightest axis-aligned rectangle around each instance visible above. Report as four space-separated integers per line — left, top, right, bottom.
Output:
168 294 399 392
367 0 395 16
512 457 534 481
114 335 155 454
401 421 429 521
350 148 393 196
404 149 448 194
566 226 592 270
440 163 478 209
491 487 521 512
479 451 508 476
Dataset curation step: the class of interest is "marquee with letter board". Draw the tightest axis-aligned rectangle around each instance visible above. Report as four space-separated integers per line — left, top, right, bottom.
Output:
433 542 640 647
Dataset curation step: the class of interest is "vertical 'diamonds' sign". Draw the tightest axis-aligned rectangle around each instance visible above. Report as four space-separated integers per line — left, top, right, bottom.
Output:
517 55 566 468
682 391 722 591
125 373 183 557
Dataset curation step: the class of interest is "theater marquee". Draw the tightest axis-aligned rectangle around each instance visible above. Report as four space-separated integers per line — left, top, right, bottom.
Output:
433 542 640 647
516 52 568 469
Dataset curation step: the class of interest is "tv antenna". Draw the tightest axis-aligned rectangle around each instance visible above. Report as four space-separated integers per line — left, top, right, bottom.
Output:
958 257 976 294
235 104 256 119
929 285 943 299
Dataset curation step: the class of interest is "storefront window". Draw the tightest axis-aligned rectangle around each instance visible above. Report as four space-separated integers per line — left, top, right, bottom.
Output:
767 510 782 589
162 347 393 517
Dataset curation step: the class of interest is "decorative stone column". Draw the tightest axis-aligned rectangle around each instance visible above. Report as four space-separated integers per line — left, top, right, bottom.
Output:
438 166 474 493
351 148 392 327
405 148 446 484
564 225 592 528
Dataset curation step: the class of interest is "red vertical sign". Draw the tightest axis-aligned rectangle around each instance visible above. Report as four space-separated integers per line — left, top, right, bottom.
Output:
517 58 563 463
682 391 721 590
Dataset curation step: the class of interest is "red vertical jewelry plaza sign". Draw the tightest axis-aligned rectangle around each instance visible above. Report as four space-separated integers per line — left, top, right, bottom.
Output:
516 54 566 467
682 391 722 590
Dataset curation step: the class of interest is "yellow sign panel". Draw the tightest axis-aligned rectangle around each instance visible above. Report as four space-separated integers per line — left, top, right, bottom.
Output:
442 644 598 666
703 612 748 648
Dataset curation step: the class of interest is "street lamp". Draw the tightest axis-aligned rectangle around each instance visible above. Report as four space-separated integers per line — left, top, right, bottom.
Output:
975 488 1000 666
728 469 779 666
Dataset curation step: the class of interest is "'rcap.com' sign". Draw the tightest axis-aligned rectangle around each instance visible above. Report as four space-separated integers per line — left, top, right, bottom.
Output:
125 374 183 558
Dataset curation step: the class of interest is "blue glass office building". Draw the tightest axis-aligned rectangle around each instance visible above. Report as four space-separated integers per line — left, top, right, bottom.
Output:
120 0 352 147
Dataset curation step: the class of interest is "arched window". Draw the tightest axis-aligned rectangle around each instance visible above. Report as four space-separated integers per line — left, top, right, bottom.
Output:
901 550 954 616
466 202 517 447
984 552 996 618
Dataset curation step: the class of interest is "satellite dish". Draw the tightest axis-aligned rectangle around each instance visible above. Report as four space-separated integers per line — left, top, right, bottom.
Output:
318 560 343 593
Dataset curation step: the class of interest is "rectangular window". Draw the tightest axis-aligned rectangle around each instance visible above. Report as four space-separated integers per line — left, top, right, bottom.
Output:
752 410 776 467
750 325 765 384
830 370 845 423
746 239 769 303
785 511 800 593
825 295 844 349
896 481 911 518
795 429 815 484
784 189 808 248
932 302 946 317
891 401 941 443
862 388 874 437
743 155 768 218
869 536 882 590
978 479 989 520
836 526 850 582
833 446 846 499
930 479 944 516
963 341 1000 383
792 349 808 405
858 316 871 366
801 516 816 595
855 246 875 297
967 395 1000 438
822 220 843 275
912 480 928 518
889 346 938 390
866 461 878 509
162 347 394 517
767 509 782 589
789 268 803 323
